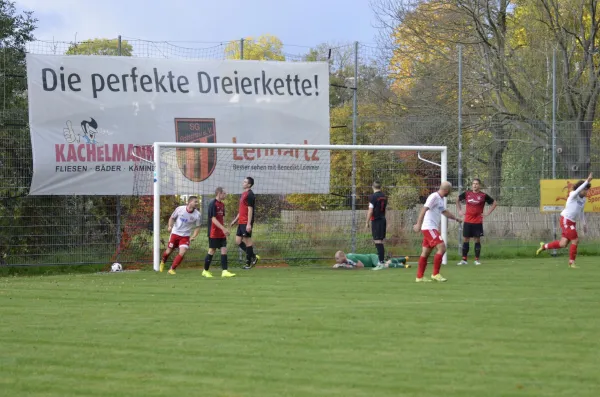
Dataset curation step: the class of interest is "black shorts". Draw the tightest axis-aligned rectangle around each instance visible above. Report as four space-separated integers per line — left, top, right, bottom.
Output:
371 218 386 240
463 222 484 238
236 224 252 238
208 238 227 249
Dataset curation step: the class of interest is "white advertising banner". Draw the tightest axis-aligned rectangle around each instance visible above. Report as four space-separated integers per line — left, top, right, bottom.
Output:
26 54 330 195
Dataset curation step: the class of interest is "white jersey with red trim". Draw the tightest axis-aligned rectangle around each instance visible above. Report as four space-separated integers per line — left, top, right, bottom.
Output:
421 192 446 230
560 181 588 222
170 205 201 237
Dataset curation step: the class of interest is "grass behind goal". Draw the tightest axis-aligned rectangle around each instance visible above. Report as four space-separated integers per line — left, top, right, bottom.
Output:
2 258 600 397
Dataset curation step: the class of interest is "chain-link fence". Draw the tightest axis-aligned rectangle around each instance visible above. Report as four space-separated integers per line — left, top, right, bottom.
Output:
1 37 599 266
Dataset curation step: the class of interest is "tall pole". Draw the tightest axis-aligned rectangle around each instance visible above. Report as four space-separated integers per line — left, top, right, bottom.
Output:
351 41 359 252
153 143 161 271
441 148 448 265
552 48 556 179
457 45 463 255
116 35 122 254
237 37 244 263
551 48 557 255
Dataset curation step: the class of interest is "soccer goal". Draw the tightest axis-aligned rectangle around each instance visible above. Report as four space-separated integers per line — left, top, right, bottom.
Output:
131 142 448 271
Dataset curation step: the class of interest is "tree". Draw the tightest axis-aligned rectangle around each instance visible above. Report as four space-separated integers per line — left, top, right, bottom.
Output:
285 103 405 210
303 42 393 108
224 34 285 60
513 0 600 178
373 1 503 194
0 0 37 196
0 0 36 110
0 1 36 262
372 0 600 201
66 38 133 56
455 0 600 180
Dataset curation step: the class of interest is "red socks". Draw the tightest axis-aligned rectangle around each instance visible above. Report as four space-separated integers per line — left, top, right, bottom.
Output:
433 254 443 276
417 254 444 278
569 244 577 262
417 256 427 278
171 254 184 269
161 251 170 262
544 241 577 263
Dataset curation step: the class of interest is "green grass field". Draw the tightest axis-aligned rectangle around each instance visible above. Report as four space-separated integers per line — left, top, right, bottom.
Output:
1 257 599 397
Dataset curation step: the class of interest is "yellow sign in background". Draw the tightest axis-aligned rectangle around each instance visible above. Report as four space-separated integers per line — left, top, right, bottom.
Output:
540 179 600 213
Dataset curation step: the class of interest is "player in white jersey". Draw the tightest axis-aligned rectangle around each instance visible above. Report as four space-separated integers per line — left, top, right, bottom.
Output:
159 196 201 274
537 173 592 268
412 181 463 282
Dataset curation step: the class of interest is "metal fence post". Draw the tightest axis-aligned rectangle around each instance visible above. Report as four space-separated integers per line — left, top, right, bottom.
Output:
350 41 359 253
237 37 244 263
116 35 122 253
457 44 463 254
551 48 557 256
552 48 556 181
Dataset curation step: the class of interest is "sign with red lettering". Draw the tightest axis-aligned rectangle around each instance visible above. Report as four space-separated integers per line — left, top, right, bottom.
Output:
26 54 329 195
540 179 600 212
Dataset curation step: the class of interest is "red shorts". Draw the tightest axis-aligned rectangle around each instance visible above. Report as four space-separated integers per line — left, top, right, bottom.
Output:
422 229 444 248
168 234 190 249
559 216 578 241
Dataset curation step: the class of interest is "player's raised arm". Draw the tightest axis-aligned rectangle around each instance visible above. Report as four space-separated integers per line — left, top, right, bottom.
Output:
574 173 593 195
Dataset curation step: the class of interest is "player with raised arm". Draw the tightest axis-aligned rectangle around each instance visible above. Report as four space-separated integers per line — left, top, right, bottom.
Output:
159 196 201 275
203 187 236 278
456 178 497 265
230 177 259 269
365 181 388 270
413 182 463 282
536 173 593 268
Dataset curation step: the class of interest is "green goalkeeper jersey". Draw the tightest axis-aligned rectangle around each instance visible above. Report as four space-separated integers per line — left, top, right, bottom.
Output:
346 253 379 267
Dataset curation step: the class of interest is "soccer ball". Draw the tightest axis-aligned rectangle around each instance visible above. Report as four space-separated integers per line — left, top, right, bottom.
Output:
111 263 123 272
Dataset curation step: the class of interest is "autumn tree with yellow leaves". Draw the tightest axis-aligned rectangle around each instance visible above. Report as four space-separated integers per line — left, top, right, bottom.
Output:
373 0 600 200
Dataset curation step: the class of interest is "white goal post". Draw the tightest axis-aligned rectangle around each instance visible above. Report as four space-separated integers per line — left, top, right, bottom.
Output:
151 142 448 271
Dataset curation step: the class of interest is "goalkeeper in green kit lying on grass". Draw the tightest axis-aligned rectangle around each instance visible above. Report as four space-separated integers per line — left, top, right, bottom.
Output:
333 251 410 270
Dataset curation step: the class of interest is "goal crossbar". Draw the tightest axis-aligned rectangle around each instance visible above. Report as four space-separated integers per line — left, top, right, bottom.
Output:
151 142 448 270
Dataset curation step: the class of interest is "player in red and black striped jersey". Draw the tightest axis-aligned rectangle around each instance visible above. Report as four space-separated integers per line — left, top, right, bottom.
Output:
365 181 388 269
456 178 497 265
203 187 235 278
230 176 259 269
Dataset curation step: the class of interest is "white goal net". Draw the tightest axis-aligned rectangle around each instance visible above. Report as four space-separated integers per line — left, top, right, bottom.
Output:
128 143 448 270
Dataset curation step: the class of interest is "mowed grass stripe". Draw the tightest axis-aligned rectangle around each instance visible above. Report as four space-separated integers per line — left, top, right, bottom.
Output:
1 258 599 397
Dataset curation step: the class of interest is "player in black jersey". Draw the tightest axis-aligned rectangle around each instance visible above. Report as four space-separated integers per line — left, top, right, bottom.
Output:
365 181 388 270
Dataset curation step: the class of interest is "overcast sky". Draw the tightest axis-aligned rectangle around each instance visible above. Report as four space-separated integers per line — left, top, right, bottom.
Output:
17 0 379 49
